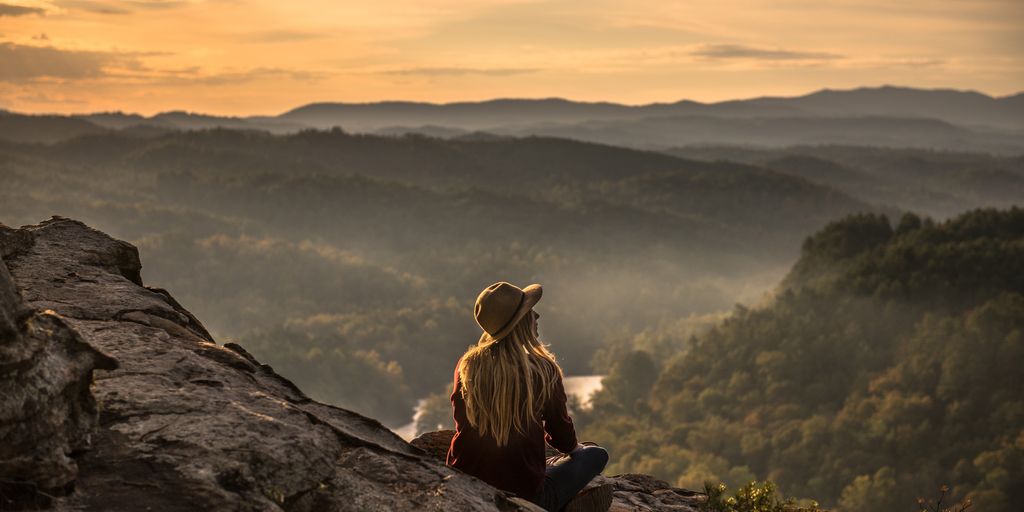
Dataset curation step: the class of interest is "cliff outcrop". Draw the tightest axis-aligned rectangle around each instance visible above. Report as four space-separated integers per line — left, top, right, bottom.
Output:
411 431 702 512
0 217 702 511
0 220 117 508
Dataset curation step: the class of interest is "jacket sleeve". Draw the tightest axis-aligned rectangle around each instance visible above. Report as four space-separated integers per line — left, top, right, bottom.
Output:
447 360 468 467
450 360 469 428
542 373 578 454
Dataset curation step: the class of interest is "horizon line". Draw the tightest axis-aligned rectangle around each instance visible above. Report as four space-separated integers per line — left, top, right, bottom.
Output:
2 84 1021 119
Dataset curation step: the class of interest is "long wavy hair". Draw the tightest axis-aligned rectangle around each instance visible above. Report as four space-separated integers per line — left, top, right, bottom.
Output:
457 310 562 446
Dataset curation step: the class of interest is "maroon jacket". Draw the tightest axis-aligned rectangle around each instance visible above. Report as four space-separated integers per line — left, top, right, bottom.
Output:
446 358 578 499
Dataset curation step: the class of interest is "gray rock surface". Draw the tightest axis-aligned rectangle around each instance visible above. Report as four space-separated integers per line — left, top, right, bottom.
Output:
1 217 541 511
412 431 704 512
0 223 117 509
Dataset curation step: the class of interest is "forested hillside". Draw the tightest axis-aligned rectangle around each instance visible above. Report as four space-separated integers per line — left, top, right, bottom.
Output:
578 208 1024 511
0 128 872 425
667 145 1024 218
501 115 1024 156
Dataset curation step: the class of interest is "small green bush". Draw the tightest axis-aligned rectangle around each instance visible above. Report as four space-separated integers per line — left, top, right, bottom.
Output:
700 481 823 512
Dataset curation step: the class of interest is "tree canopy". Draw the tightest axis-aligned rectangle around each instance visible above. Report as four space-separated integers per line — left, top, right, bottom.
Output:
578 208 1024 511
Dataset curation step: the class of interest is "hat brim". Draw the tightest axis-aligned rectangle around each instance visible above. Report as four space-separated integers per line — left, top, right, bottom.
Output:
491 283 542 340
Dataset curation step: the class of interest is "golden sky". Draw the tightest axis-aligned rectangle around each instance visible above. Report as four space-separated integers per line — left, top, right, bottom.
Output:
1 0 1022 115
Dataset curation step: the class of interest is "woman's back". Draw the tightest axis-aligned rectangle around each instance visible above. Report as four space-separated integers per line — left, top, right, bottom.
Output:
446 281 610 512
446 355 577 498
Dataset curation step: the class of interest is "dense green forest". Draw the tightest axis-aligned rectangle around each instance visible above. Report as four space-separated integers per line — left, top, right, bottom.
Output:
577 208 1024 511
0 128 877 424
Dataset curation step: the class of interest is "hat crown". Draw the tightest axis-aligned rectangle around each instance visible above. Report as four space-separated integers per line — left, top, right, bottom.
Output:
474 282 524 337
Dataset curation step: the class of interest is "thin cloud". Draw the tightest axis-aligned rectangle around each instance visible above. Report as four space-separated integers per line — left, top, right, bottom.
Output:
127 0 189 7
0 42 175 83
382 67 541 77
55 0 189 15
244 30 328 43
184 67 329 85
877 58 945 68
109 66 332 86
829 57 947 70
0 3 45 16
0 42 328 88
56 0 130 14
122 0 191 10
15 92 88 105
0 42 140 82
692 43 844 61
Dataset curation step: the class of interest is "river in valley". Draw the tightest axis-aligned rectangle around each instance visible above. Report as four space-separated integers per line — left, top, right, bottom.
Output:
392 374 605 441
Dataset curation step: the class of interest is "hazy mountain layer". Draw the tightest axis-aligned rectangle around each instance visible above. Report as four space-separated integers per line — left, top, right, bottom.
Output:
0 129 875 424
278 86 1024 132
3 87 1023 153
500 115 1024 155
666 145 1024 218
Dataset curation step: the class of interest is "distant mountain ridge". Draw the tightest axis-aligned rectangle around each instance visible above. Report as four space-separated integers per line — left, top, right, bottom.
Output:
3 85 1022 153
276 86 1024 131
502 114 1024 154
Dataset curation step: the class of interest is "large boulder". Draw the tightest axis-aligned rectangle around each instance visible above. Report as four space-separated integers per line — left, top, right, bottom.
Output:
411 430 704 512
0 227 116 509
0 217 540 511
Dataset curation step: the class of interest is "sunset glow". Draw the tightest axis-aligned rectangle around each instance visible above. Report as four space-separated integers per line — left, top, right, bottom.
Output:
1 0 1022 115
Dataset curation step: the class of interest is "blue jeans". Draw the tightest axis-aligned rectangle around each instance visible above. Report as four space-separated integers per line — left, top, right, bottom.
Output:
531 446 609 512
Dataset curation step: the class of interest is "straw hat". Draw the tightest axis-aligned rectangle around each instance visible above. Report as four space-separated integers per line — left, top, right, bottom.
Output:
474 281 542 340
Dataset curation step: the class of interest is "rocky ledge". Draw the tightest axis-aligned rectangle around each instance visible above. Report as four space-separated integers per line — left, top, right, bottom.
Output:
0 217 702 511
411 431 703 512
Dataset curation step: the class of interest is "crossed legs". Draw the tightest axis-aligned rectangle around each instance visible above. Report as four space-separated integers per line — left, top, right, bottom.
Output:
531 445 609 512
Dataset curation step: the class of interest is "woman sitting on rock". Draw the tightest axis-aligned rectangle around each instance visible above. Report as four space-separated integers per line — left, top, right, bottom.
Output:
446 281 612 512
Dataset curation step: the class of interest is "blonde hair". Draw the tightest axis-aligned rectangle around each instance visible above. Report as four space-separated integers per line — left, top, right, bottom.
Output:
457 311 563 446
